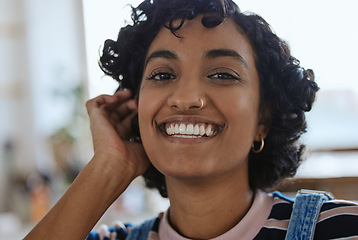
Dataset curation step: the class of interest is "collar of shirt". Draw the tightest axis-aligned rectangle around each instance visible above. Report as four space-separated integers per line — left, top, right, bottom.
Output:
158 191 275 240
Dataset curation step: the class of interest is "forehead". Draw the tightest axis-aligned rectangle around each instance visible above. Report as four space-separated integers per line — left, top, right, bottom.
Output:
145 17 256 67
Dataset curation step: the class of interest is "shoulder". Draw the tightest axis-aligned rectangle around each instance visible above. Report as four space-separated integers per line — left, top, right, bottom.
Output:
86 214 162 240
254 192 294 239
86 221 132 240
315 199 358 239
126 216 161 240
255 192 358 240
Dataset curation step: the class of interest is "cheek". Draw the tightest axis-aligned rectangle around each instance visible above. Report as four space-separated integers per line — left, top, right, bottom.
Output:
137 97 155 162
137 91 153 134
223 91 261 134
137 86 164 144
221 87 260 114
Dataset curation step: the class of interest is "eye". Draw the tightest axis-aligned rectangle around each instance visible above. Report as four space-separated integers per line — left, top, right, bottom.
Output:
208 72 241 81
146 71 176 81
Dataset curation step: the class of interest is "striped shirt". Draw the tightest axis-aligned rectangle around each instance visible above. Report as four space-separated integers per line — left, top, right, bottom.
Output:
87 192 358 240
257 194 358 240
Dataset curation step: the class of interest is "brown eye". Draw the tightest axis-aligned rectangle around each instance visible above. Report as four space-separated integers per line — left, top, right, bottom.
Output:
208 72 240 81
147 72 176 81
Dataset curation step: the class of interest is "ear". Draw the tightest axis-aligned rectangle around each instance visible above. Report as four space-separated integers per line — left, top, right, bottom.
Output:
255 101 272 141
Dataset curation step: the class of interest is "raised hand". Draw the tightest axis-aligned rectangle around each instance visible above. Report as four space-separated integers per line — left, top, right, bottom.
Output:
86 89 150 178
24 90 150 240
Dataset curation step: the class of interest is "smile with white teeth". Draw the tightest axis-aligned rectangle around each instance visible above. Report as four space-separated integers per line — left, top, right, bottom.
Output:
164 123 217 138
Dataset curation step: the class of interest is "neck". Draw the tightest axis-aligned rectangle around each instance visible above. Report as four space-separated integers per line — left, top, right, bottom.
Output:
165 169 254 239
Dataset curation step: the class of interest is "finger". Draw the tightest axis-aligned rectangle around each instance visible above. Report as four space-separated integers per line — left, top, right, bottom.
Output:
111 99 137 121
114 111 138 139
86 90 133 114
108 99 137 124
115 123 132 140
100 91 137 116
110 89 134 107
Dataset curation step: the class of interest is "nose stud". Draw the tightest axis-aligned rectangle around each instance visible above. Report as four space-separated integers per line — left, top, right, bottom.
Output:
199 98 204 109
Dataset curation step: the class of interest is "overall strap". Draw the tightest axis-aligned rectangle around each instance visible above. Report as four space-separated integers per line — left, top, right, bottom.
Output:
126 217 157 240
285 190 332 240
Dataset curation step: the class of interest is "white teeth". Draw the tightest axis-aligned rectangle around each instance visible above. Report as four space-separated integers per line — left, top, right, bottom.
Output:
179 124 186 134
194 124 200 135
186 124 194 134
205 125 212 136
166 125 174 135
165 123 217 137
199 125 206 136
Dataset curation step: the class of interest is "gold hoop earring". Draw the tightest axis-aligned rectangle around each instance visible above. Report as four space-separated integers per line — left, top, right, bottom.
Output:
251 136 264 153
199 98 204 109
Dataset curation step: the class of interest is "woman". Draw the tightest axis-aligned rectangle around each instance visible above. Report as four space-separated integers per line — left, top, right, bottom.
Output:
25 0 358 239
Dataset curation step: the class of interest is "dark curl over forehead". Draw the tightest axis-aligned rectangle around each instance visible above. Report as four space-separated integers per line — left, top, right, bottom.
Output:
99 0 238 93
99 0 319 197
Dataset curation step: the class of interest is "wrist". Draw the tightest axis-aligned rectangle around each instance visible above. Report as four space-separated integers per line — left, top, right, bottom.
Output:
89 152 138 189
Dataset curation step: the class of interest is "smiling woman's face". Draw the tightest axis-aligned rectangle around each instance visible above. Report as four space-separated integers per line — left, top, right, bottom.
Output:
138 16 266 182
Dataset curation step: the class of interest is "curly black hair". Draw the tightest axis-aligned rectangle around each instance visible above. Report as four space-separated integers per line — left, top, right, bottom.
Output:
99 0 319 197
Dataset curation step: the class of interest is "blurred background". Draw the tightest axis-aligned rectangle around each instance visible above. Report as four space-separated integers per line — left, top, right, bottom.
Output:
0 0 357 239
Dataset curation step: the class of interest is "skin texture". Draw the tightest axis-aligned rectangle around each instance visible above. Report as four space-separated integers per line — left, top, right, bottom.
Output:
138 16 269 238
24 15 270 240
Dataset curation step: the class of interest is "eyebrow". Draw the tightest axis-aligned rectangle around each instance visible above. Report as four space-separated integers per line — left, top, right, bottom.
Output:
144 48 249 69
145 50 178 67
203 49 249 69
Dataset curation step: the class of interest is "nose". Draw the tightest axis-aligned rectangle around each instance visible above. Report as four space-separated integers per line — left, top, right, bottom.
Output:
167 76 206 111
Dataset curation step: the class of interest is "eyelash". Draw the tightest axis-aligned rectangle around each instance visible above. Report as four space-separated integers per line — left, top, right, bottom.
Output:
207 72 241 81
145 70 241 83
146 71 176 81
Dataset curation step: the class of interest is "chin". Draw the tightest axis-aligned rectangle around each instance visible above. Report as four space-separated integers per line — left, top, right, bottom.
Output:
153 159 222 180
